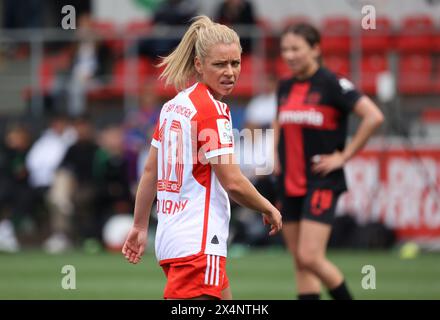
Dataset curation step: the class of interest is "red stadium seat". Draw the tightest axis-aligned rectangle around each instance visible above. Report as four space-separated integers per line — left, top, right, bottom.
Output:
360 17 392 54
320 17 351 54
152 62 178 98
233 55 268 97
360 54 389 94
90 20 117 38
398 54 432 94
434 21 440 53
38 58 56 95
421 108 440 124
395 15 434 53
115 58 152 94
22 50 72 100
90 20 121 55
124 20 153 37
432 56 440 93
256 18 276 55
323 54 350 77
434 79 440 94
109 20 153 56
89 58 153 99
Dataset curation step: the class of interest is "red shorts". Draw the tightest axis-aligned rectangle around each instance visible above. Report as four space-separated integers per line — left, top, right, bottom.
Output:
161 254 229 299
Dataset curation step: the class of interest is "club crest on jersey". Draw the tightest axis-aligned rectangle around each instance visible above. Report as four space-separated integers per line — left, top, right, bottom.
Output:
217 119 233 144
305 92 321 105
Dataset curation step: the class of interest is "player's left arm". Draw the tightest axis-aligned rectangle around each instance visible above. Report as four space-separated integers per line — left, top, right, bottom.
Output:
312 96 384 176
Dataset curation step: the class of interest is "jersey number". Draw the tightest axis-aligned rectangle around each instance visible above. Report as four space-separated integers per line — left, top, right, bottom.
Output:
157 119 184 193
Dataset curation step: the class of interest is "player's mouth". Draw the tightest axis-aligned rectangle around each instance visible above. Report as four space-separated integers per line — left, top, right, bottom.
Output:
286 60 300 69
220 80 235 89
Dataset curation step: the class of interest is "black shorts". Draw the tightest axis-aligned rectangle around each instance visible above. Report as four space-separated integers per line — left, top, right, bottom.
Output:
281 189 343 225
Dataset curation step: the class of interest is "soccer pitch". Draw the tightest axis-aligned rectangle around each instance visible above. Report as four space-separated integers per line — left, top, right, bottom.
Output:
0 248 439 300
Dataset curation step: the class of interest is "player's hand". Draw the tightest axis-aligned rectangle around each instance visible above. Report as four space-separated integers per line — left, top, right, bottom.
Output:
311 151 346 177
262 207 282 236
122 227 147 264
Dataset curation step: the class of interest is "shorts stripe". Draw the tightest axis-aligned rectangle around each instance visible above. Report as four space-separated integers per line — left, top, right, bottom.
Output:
215 256 220 286
204 255 210 285
162 254 228 299
209 255 216 285
203 255 221 286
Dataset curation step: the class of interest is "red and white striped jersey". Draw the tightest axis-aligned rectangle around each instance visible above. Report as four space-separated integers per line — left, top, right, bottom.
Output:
151 82 234 265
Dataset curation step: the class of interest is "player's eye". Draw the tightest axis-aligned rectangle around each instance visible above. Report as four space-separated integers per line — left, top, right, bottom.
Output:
231 61 240 67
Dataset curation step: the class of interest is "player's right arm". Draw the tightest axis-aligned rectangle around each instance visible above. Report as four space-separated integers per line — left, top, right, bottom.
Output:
122 146 158 264
211 154 282 235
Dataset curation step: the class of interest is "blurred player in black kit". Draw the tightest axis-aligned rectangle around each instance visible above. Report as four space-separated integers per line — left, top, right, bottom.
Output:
273 23 384 300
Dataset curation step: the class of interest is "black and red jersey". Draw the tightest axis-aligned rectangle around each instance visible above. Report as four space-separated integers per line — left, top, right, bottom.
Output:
276 67 362 196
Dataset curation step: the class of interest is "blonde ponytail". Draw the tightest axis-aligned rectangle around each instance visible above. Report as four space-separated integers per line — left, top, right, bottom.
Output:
158 15 241 91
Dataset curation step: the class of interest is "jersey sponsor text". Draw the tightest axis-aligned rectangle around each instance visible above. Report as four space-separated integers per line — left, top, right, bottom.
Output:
279 109 324 126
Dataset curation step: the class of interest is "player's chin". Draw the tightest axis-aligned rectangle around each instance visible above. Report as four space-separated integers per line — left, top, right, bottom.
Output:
219 84 235 96
287 62 303 74
224 88 234 97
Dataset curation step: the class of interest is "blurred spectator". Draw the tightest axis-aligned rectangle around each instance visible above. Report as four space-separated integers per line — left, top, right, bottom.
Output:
232 74 278 246
136 0 198 59
233 123 276 246
243 72 277 205
66 13 113 116
244 73 278 131
0 124 32 252
93 125 134 243
124 82 161 154
215 0 257 53
45 116 99 253
25 114 77 241
124 82 161 183
26 114 77 189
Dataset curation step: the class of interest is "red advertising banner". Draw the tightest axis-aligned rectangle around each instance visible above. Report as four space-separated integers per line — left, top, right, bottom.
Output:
337 147 440 241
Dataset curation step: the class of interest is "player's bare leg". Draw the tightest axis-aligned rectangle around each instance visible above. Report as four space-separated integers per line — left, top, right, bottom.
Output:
221 286 232 300
282 222 321 297
297 220 344 289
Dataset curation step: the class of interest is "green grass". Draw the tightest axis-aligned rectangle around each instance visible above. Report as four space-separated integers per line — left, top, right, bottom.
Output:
0 247 439 299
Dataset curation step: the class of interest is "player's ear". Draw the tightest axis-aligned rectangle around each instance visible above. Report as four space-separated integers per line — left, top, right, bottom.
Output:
194 56 203 75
